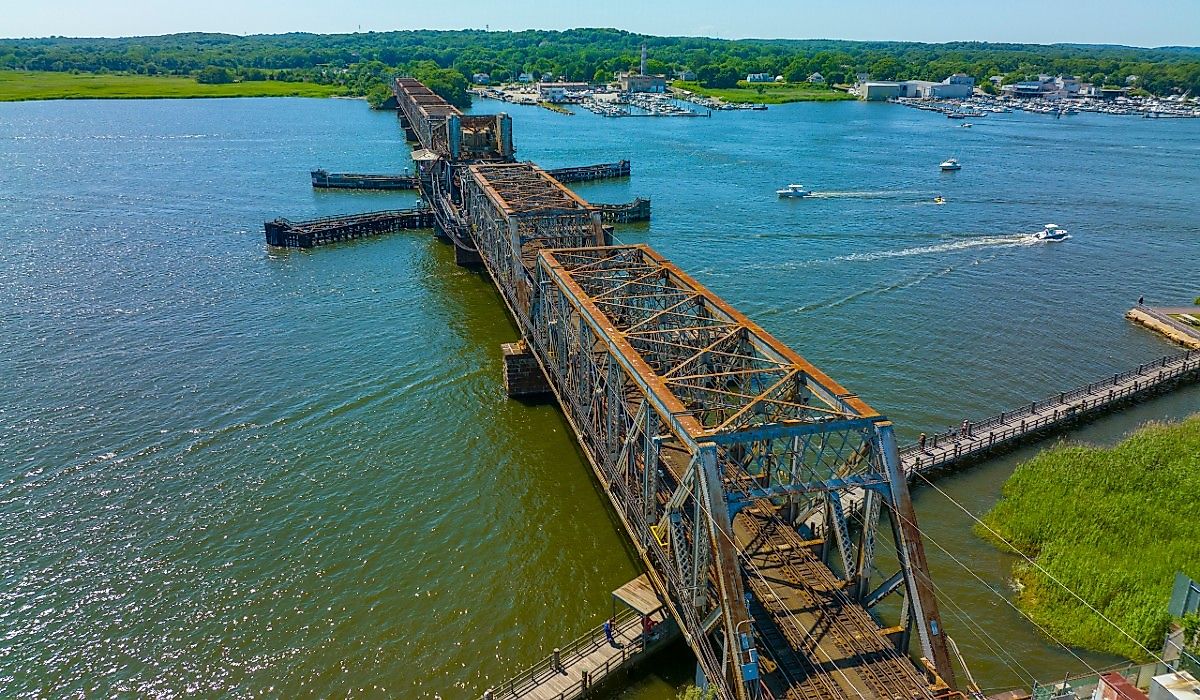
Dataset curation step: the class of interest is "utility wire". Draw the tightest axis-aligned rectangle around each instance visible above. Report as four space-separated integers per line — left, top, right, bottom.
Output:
912 470 1169 667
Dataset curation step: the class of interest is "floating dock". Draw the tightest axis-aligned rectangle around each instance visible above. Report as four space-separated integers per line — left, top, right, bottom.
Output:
900 350 1200 475
264 208 434 248
310 169 418 190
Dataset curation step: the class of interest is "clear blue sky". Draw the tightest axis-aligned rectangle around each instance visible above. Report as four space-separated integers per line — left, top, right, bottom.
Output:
5 0 1199 46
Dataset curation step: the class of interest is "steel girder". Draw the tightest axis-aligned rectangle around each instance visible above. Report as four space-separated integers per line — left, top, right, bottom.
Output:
529 246 959 693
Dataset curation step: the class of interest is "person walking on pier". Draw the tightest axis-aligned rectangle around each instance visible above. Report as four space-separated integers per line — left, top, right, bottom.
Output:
604 617 619 648
960 419 971 438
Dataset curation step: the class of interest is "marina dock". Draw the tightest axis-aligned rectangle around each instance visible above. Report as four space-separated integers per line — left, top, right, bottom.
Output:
264 208 433 248
899 350 1200 475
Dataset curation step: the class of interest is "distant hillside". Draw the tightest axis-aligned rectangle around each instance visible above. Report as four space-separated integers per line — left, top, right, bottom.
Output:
2 29 1198 96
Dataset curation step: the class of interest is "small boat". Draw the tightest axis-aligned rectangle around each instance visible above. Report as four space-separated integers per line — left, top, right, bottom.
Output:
933 196 946 205
961 122 973 128
776 184 810 198
1030 223 1070 241
946 112 968 119
940 158 962 171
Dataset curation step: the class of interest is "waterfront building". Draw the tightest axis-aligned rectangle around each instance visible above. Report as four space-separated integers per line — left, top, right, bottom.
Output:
517 72 534 83
675 69 696 81
471 72 490 85
807 72 825 84
617 72 666 93
856 81 901 100
537 82 588 103
746 72 773 83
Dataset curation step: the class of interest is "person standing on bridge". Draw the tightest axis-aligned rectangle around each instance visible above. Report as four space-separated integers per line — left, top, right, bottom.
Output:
918 432 927 452
604 617 618 647
961 419 971 438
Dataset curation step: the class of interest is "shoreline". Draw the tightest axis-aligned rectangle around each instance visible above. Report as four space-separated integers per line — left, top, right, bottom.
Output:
0 70 340 102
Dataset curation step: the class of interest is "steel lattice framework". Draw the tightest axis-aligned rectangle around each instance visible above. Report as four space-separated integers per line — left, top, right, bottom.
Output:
525 246 956 698
391 77 960 700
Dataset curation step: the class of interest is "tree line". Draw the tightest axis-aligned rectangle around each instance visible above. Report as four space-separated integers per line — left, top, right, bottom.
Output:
3 29 1199 102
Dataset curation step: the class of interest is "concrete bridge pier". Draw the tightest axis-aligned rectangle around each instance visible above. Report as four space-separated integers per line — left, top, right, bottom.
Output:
453 243 481 266
501 340 551 398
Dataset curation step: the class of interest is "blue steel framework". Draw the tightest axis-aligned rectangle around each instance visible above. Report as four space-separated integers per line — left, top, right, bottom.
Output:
391 76 958 699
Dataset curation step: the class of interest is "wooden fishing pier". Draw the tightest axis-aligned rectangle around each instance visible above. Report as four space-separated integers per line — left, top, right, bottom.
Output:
263 208 433 248
899 349 1200 475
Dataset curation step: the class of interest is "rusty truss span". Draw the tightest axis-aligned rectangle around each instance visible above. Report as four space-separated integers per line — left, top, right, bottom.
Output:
387 77 962 700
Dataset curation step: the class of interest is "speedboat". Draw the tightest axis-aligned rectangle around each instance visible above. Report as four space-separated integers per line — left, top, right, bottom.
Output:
1030 223 1070 241
940 158 962 171
933 196 946 205
777 184 810 198
961 122 973 128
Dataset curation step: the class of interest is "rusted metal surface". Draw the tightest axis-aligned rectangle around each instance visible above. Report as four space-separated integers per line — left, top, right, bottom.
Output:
389 77 964 699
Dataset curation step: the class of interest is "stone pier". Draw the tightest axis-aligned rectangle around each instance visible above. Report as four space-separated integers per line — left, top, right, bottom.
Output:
501 340 551 398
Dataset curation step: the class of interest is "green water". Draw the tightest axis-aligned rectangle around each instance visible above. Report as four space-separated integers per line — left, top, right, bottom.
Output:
1 96 1197 698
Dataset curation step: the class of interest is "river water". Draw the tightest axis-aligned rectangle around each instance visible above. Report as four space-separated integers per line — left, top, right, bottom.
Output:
1 96 1197 699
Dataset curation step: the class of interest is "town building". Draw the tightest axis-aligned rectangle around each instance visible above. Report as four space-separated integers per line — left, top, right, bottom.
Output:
536 82 588 103
675 69 697 82
517 72 534 84
807 72 825 84
856 81 901 100
471 72 490 85
617 72 666 93
746 73 773 83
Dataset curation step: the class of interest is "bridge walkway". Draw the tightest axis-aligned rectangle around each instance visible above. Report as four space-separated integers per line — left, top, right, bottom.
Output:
900 349 1200 475
483 605 674 700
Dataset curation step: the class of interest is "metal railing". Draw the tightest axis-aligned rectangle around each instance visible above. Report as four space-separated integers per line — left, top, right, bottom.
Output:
901 350 1199 474
486 607 646 700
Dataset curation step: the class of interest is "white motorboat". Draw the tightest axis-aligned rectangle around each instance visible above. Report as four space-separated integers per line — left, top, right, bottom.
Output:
1030 223 1070 241
961 122 973 128
776 184 810 198
940 158 962 171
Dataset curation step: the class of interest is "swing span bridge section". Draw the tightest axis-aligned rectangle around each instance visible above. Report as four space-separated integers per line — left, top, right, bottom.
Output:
392 77 965 700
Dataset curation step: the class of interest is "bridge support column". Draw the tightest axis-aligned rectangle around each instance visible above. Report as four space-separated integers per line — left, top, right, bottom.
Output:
454 244 481 266
501 340 551 398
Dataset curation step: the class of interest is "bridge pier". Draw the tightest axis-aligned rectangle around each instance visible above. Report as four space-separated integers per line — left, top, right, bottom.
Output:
454 243 482 267
501 340 551 398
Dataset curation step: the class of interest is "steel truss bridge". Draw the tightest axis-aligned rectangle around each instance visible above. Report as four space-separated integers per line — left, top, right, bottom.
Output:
393 77 965 700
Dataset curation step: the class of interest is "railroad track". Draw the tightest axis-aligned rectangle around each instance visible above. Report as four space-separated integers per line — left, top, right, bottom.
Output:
739 508 935 700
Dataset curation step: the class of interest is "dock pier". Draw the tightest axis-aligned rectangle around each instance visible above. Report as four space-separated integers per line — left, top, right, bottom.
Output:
264 208 434 248
900 350 1200 475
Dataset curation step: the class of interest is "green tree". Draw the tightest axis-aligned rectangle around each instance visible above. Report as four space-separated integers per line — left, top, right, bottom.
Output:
196 66 233 84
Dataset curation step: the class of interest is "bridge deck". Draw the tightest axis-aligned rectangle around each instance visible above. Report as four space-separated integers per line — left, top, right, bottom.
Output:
900 349 1199 475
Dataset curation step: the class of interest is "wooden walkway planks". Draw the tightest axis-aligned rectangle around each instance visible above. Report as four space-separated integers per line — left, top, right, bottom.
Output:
482 608 668 700
899 350 1200 475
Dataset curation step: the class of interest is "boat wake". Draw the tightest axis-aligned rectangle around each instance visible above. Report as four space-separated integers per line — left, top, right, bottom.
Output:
805 189 931 199
833 233 1034 262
